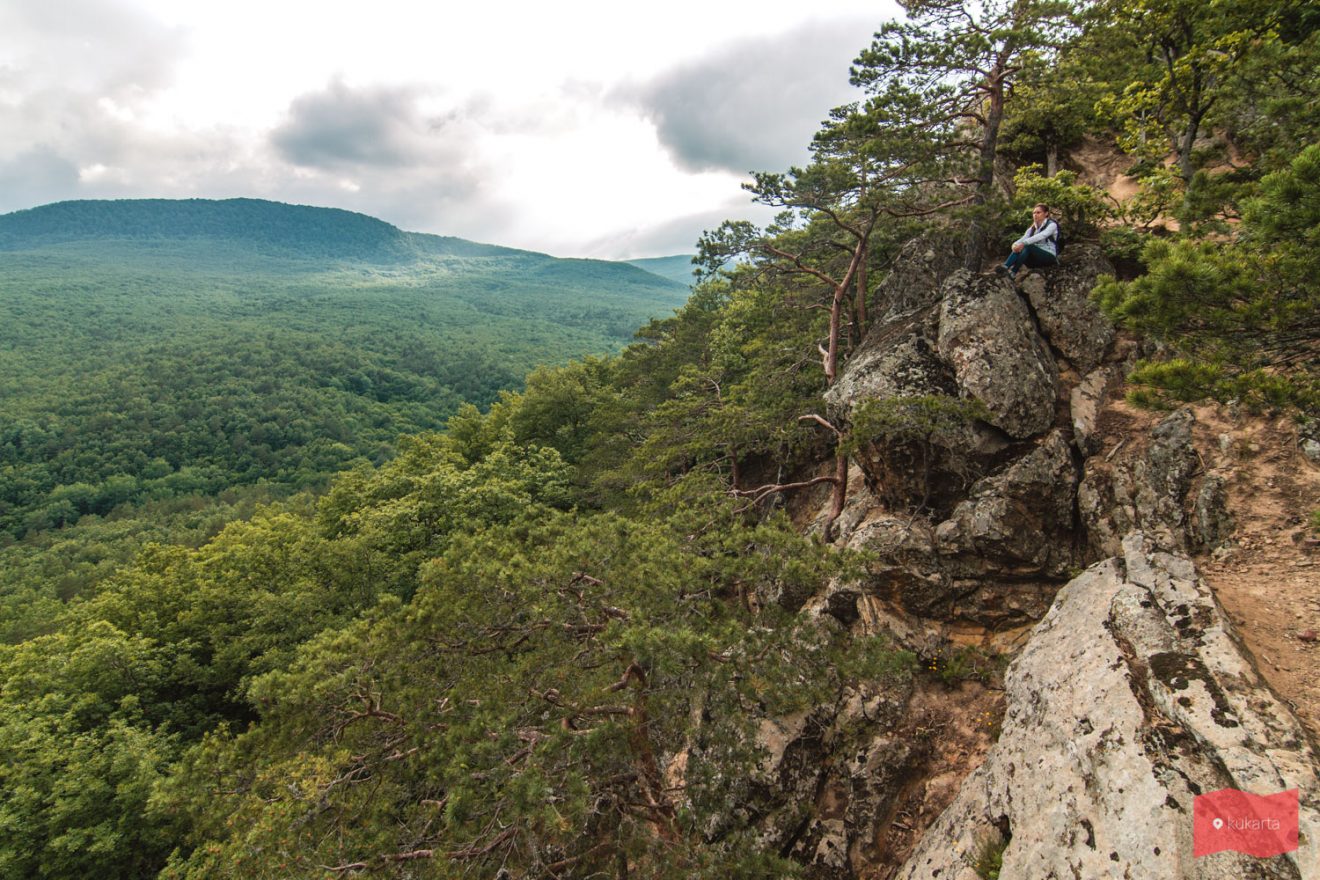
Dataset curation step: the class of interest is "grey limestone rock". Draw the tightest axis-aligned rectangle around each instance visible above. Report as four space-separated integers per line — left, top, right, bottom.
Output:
1017 243 1117 374
1192 473 1234 549
1079 406 1202 556
871 231 968 328
829 334 1007 517
824 333 955 421
1070 366 1118 456
937 270 1059 440
894 533 1320 880
840 505 1063 630
938 430 1079 578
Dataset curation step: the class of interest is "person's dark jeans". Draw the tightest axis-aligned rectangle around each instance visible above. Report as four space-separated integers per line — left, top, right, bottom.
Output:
1003 244 1058 272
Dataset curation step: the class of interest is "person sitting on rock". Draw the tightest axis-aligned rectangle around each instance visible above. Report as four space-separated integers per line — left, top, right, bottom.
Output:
996 203 1059 277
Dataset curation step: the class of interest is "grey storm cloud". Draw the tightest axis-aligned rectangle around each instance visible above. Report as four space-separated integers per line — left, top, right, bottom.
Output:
271 81 434 170
624 18 876 175
261 80 519 239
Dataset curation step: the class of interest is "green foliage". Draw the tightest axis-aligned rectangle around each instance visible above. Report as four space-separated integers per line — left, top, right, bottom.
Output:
1179 167 1254 233
5 5 1320 877
923 645 1004 687
1098 225 1148 266
625 281 827 497
850 0 1080 264
0 623 184 880
972 832 1007 879
154 503 880 879
1217 4 1320 169
1011 165 1115 237
848 395 990 454
0 485 286 643
0 200 685 542
1095 143 1320 412
1092 0 1275 177
1086 0 1320 225
1122 359 1224 407
0 430 584 879
999 47 1106 169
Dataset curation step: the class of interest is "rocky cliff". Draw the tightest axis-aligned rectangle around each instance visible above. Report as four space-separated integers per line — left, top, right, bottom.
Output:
741 237 1320 878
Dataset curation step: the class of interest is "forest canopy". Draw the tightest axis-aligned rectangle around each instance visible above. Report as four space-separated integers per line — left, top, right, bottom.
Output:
1 1 1318 877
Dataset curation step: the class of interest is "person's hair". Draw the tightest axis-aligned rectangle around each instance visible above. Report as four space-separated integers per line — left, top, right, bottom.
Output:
1033 203 1050 214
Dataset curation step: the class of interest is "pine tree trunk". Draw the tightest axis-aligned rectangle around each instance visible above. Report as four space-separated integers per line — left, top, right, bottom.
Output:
855 257 868 340
963 67 1008 272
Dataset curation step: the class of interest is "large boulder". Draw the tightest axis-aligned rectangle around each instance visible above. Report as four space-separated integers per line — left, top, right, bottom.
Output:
896 533 1320 880
937 270 1059 440
871 231 968 328
824 333 955 420
936 430 1079 578
840 506 1062 630
828 335 1008 516
1017 243 1117 374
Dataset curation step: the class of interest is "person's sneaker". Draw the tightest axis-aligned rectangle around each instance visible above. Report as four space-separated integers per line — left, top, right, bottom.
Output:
994 264 1010 276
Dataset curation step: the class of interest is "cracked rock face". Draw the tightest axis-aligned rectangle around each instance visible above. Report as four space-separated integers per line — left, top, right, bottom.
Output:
699 671 923 877
828 331 1009 516
831 430 1080 630
1017 244 1116 374
1070 366 1119 456
871 232 969 328
937 270 1059 440
1192 473 1235 549
824 333 957 421
838 512 1064 631
938 430 1080 578
1079 407 1232 556
894 533 1320 880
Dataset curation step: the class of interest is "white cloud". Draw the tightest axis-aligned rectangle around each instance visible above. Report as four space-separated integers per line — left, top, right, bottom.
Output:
0 0 901 257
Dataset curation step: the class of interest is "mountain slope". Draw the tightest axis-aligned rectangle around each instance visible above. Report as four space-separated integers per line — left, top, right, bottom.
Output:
0 198 518 261
625 254 697 287
0 198 687 540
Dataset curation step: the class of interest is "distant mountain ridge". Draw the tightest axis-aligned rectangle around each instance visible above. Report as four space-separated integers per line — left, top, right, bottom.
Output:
0 198 541 262
625 254 698 287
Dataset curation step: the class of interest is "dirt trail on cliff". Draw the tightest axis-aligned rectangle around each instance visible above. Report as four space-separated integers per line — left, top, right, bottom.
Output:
1189 406 1320 745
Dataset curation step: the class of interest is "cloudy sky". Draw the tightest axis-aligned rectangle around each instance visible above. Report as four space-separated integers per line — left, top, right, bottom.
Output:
1 0 900 258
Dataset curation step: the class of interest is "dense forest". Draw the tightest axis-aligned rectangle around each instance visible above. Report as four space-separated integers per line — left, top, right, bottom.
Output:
1 0 1318 877
0 204 688 636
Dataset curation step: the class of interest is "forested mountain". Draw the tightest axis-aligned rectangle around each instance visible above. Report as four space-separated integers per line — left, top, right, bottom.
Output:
0 199 686 544
1 1 1319 879
625 254 698 287
0 198 523 260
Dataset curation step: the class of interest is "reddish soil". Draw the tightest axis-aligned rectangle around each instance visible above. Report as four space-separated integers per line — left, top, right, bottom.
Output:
1190 405 1320 745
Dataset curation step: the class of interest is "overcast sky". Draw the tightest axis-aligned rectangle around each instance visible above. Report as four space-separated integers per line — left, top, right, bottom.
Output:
0 0 900 259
